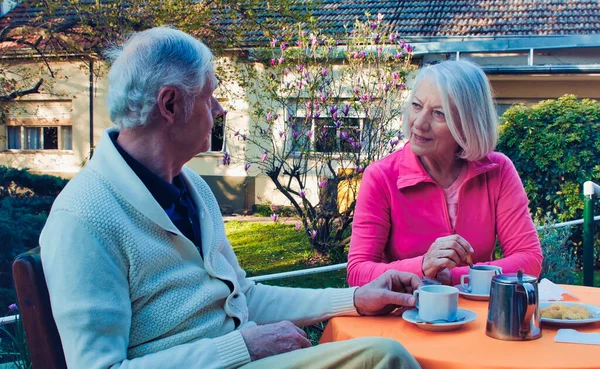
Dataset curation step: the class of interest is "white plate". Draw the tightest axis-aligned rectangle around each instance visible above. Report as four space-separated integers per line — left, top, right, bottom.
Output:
402 308 477 332
454 284 490 301
540 302 600 327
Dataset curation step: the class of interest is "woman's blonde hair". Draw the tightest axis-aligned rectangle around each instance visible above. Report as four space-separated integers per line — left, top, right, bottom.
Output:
402 60 498 161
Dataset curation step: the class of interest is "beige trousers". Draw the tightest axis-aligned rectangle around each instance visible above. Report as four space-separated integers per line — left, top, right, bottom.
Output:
240 337 421 369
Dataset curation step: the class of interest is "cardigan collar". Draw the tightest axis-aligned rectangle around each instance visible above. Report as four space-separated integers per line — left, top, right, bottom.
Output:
396 142 499 190
87 128 189 237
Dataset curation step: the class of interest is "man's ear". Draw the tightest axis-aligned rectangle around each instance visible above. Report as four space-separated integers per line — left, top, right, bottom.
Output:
157 87 181 126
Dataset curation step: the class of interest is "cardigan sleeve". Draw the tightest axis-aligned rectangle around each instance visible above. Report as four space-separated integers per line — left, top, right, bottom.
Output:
40 210 250 369
222 239 359 327
347 165 425 287
450 155 543 284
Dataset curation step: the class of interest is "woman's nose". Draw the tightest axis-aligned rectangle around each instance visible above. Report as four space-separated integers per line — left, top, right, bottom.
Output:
412 111 430 131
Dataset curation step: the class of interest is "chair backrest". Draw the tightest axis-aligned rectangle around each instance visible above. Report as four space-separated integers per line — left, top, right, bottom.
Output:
12 247 67 369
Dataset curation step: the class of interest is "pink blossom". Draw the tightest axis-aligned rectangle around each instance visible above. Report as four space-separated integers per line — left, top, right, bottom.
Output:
8 303 18 312
305 131 313 139
298 81 303 89
353 88 360 95
297 64 304 72
234 130 240 137
390 139 399 148
334 120 342 129
332 111 338 120
284 68 290 75
280 42 287 51
279 131 285 138
314 112 320 119
301 30 307 37
271 213 278 222
295 223 302 231
321 68 328 77
310 229 317 239
297 40 303 47
320 96 326 104
244 163 251 171
389 33 397 43
406 44 413 53
306 101 312 109
393 72 399 80
371 22 377 30
299 190 306 198
394 51 403 59
377 13 384 21
278 57 285 64
266 112 272 122
342 104 350 116
373 34 380 44
270 58 276 66
261 151 268 163
222 152 231 166
318 179 328 188
293 131 299 139
330 105 338 114
271 38 279 48
240 134 247 141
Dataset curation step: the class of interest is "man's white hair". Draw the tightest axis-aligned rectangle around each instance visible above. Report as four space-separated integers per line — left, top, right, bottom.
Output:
403 60 498 161
106 26 214 129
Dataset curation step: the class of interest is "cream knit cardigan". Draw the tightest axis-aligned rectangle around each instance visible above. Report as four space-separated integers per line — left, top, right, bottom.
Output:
40 128 358 369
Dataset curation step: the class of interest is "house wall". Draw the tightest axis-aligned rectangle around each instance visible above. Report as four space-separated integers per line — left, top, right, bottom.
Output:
2 46 600 209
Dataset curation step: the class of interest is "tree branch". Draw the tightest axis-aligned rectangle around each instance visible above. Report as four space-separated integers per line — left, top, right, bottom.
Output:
1 79 43 102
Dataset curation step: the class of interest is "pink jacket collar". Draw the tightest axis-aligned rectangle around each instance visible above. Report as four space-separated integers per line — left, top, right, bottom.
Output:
395 142 499 190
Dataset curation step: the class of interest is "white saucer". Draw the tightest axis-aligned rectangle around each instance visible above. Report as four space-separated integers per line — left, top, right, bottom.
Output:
540 302 600 327
402 308 477 332
454 284 490 301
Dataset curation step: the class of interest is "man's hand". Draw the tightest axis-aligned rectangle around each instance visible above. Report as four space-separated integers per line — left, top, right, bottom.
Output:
353 270 423 316
240 321 311 361
422 234 473 278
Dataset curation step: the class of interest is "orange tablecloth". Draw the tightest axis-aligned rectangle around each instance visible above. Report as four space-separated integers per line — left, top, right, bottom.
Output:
320 285 600 369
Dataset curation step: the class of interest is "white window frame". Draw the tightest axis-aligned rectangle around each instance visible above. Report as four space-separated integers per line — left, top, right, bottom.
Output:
291 107 370 155
5 101 73 152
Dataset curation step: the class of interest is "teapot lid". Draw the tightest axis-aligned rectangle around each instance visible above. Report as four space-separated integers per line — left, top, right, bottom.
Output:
492 271 537 285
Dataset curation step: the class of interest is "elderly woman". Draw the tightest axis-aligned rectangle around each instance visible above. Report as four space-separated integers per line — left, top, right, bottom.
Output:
347 60 543 287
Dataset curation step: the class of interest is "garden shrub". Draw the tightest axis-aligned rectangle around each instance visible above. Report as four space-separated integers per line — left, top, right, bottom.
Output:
497 95 600 266
537 217 577 284
0 167 68 309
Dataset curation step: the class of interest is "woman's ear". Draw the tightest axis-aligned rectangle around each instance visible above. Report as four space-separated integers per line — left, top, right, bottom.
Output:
157 87 180 126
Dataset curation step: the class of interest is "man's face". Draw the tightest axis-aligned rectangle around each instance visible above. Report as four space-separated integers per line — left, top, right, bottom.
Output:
177 71 225 157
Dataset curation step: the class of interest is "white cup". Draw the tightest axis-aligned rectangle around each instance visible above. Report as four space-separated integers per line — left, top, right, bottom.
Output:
413 285 459 322
460 265 503 295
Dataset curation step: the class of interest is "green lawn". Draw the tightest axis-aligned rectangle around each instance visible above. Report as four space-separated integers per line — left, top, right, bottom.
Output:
226 221 348 289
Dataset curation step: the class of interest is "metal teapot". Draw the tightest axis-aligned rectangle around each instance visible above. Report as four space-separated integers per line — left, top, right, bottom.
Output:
486 270 541 341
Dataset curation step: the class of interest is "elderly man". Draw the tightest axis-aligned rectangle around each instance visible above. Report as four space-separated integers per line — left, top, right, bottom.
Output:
40 27 422 369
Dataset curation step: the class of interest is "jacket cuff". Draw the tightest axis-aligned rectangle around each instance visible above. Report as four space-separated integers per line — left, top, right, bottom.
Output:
451 266 469 286
213 330 251 369
330 287 360 316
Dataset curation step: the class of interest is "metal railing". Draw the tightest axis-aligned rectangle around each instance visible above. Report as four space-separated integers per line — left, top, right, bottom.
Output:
247 214 600 283
583 181 600 287
3 188 599 326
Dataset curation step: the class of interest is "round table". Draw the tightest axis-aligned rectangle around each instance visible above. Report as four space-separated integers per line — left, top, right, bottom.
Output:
320 285 600 369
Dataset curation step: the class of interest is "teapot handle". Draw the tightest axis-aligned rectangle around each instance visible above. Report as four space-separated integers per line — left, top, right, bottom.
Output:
517 282 537 337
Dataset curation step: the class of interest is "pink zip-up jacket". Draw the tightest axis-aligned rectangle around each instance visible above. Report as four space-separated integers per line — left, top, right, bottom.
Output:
347 143 543 287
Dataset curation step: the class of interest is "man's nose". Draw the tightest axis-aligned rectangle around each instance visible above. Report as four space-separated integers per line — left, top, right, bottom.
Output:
213 97 226 118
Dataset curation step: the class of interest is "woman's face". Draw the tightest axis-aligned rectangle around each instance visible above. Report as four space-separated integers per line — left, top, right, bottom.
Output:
407 78 460 162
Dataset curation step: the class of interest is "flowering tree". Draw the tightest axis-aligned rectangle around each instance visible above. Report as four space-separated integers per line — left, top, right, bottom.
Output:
231 14 414 260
